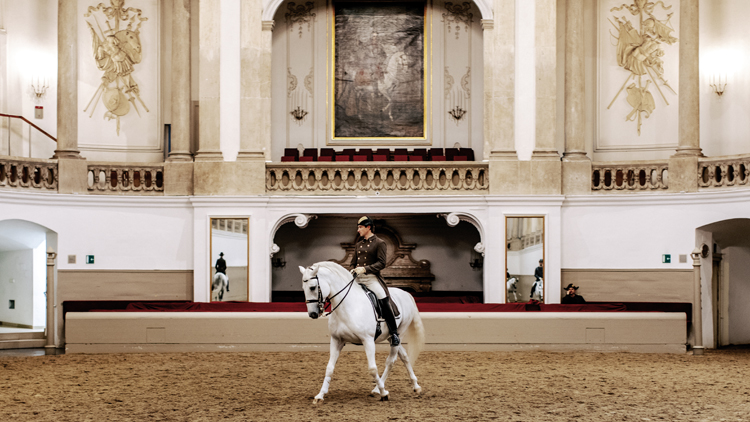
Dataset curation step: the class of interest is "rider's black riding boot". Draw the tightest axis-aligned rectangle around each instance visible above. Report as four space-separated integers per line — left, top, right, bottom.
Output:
378 298 400 346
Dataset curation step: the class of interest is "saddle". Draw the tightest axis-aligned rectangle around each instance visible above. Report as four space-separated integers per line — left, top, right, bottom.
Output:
359 284 400 342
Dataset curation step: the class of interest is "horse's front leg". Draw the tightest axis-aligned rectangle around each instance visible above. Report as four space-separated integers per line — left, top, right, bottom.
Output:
313 338 345 404
371 344 398 397
363 338 388 400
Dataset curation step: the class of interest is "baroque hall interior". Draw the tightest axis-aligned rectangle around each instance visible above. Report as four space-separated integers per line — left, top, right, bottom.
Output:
1 0 750 353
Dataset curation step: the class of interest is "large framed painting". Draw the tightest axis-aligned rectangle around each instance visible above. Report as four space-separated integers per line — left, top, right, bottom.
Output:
332 2 427 141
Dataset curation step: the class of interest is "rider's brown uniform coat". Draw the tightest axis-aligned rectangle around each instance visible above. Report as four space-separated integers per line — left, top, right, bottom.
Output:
349 234 390 297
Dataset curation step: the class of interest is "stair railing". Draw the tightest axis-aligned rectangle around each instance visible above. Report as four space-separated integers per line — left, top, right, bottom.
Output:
0 113 57 158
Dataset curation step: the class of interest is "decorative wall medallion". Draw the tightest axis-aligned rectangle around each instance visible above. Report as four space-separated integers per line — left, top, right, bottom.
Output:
460 67 471 98
442 2 473 39
285 2 316 38
287 68 298 97
304 66 314 97
608 0 678 135
82 0 149 136
444 67 454 99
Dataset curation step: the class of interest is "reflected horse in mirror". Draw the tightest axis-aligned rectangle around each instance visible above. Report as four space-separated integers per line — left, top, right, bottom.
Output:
531 278 544 302
506 277 519 302
299 261 424 404
211 272 228 301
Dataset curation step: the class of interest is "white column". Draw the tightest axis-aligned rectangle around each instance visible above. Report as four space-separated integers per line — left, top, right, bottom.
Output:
54 0 80 159
563 0 586 159
45 249 56 354
676 0 702 157
196 0 223 161
169 0 193 161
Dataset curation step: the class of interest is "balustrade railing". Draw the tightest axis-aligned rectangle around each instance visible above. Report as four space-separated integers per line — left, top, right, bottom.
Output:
591 161 669 192
0 156 58 191
698 155 750 189
87 162 164 194
266 162 489 194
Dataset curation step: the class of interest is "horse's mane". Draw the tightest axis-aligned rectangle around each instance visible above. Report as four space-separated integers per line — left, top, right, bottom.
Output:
314 261 352 282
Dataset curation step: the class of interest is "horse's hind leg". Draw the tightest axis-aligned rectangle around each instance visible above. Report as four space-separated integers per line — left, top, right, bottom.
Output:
314 338 345 404
370 344 398 396
364 339 388 399
397 345 422 394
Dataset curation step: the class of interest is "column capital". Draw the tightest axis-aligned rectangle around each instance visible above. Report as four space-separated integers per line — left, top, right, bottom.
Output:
262 20 275 31
480 19 494 30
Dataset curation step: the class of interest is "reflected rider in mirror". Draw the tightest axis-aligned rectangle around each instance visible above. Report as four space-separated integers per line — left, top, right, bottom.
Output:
215 252 228 291
350 216 400 346
530 259 543 299
562 283 586 304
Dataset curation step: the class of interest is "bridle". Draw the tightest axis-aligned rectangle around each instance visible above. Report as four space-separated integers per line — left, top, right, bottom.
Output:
305 273 357 317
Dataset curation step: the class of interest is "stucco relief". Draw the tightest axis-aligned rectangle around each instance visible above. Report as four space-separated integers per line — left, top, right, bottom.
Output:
442 2 473 40
82 0 149 136
285 2 316 38
607 0 678 135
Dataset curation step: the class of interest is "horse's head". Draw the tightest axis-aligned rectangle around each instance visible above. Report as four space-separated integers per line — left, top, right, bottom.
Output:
299 264 327 319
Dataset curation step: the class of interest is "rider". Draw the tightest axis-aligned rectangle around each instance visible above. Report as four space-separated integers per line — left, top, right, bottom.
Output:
215 252 228 291
350 216 400 346
530 259 543 298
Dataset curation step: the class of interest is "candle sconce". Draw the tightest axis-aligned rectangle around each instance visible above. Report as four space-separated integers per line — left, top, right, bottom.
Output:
448 86 468 124
31 77 49 99
710 74 727 97
289 88 309 125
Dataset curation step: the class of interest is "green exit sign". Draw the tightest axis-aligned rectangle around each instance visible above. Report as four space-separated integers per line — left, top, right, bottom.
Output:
86 255 95 264
662 254 671 264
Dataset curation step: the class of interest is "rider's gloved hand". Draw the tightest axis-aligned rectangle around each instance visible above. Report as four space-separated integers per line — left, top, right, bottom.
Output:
352 266 366 276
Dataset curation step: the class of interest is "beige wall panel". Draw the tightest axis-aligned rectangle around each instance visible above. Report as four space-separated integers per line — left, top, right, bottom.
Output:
58 270 194 301
562 269 693 302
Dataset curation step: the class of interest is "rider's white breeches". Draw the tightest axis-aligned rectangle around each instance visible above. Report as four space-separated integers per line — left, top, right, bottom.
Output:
358 274 387 299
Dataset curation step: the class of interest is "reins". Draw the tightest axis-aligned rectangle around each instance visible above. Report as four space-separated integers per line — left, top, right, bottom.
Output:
306 273 358 317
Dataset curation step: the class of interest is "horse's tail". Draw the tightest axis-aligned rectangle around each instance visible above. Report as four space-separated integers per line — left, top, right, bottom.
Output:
404 295 425 365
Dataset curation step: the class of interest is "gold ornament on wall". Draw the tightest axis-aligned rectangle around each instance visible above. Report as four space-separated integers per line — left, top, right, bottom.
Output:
607 0 677 135
83 0 149 135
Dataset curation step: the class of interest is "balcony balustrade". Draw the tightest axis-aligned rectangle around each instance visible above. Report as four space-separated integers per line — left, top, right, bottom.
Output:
591 161 669 192
698 155 750 189
0 157 58 191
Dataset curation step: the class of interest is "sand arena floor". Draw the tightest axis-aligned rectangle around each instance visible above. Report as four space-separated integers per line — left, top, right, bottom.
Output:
1 349 749 421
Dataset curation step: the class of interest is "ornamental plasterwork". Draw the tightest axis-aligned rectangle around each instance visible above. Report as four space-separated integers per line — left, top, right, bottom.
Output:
287 67 298 97
460 67 471 98
608 0 678 135
444 67 454 99
285 2 316 38
442 2 473 40
304 66 314 97
83 0 149 136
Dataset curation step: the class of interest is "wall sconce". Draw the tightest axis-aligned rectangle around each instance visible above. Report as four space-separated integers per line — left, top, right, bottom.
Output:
31 77 49 99
709 74 727 97
271 247 286 269
469 250 483 271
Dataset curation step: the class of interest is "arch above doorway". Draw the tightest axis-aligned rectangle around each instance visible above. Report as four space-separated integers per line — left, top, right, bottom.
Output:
261 0 494 22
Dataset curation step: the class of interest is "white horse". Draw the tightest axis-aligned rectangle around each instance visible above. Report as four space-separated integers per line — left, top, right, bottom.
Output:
299 261 424 404
531 278 544 302
211 272 228 301
506 277 519 302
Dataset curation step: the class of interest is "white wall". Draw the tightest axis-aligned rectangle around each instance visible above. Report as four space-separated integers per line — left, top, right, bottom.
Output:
507 243 543 276
211 229 247 267
0 249 33 325
726 246 750 344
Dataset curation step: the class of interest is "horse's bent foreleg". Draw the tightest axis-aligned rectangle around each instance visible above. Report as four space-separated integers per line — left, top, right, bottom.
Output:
397 345 422 394
363 339 388 399
371 344 399 396
313 338 345 404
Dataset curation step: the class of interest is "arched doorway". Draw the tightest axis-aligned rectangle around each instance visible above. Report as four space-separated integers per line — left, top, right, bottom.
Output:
697 218 750 348
0 219 57 350
271 214 483 302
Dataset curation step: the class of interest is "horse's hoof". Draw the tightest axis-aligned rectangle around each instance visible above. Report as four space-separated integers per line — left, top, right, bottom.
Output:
380 395 389 402
414 386 422 394
313 398 323 405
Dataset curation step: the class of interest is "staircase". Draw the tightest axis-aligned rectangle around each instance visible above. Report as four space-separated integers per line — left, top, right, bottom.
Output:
0 328 46 350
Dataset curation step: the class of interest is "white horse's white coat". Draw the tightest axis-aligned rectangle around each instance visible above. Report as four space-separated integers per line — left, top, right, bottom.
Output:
211 273 228 301
300 262 424 403
531 278 544 302
506 277 519 302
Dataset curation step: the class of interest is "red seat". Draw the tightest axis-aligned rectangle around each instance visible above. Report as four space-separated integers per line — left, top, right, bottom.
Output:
281 156 297 162
373 155 388 161
453 156 468 161
432 155 447 161
408 155 423 161
318 156 333 162
353 155 368 161
299 156 314 162
393 154 409 161
335 155 351 161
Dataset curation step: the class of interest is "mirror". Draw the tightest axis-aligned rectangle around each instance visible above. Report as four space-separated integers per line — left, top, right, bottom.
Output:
505 216 544 303
210 218 249 302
